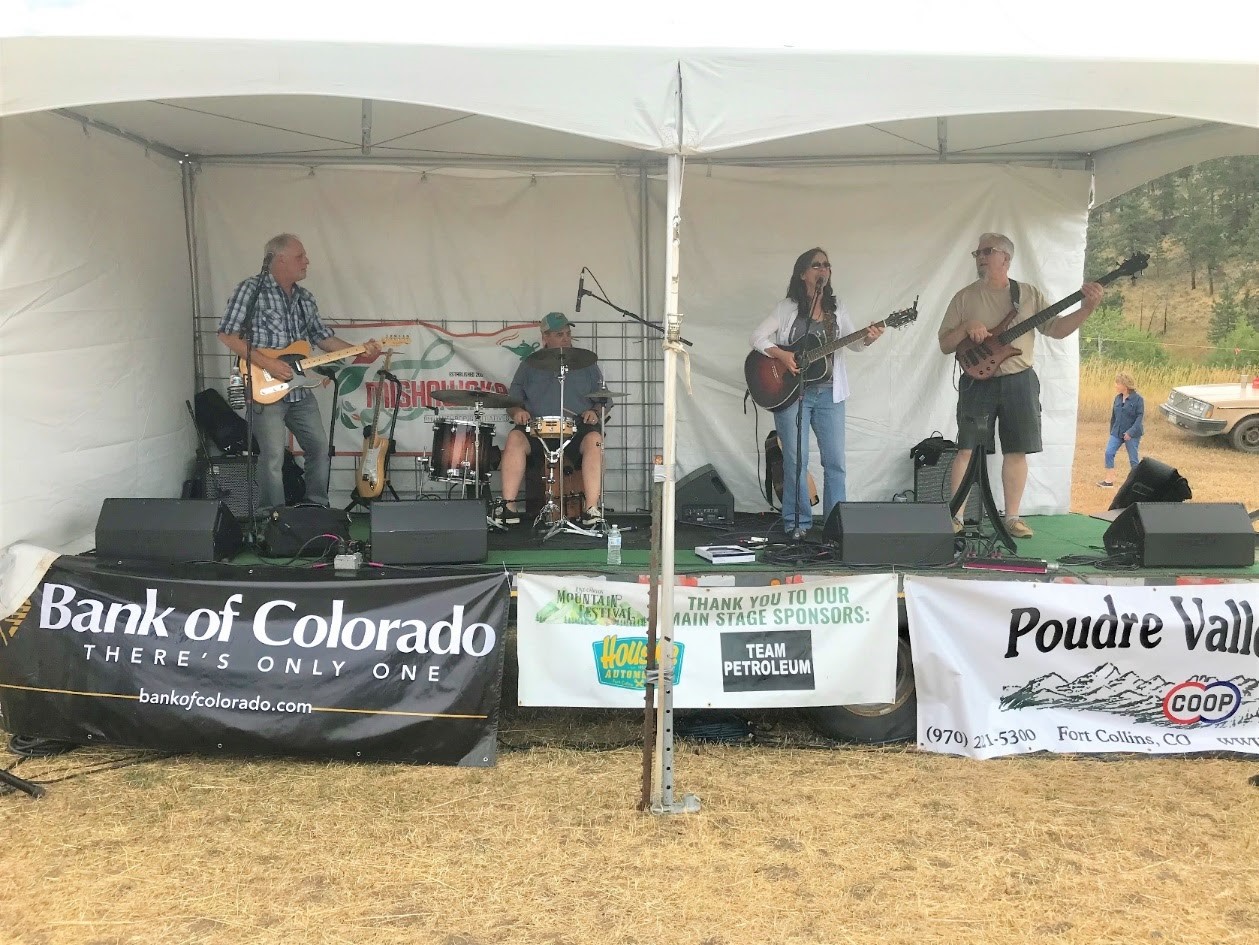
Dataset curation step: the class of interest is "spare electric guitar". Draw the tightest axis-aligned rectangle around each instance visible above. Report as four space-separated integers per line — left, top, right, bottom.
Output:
241 335 410 405
356 350 397 499
955 253 1149 380
744 302 919 411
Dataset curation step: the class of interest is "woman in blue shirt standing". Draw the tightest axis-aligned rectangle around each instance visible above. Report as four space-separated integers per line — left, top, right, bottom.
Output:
1098 371 1144 487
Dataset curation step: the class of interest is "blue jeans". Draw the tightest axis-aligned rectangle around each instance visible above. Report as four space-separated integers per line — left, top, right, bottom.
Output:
251 395 329 510
775 386 845 532
1104 434 1140 473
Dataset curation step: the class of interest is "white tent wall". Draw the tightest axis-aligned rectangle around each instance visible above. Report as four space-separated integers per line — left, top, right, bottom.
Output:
192 164 663 511
674 163 1091 516
0 113 193 552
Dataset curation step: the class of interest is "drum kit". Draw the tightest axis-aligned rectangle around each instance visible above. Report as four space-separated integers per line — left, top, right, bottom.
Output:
423 345 626 540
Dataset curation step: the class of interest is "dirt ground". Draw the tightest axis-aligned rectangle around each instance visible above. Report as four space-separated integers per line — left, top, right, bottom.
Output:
2 384 1257 945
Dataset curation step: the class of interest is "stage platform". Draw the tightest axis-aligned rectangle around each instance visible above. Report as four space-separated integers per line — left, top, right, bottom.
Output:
222 510 1259 585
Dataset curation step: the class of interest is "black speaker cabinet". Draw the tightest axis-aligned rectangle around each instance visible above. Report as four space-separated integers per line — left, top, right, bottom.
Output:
676 464 735 526
1109 457 1192 511
1103 502 1255 567
371 500 488 564
96 499 244 563
822 502 956 566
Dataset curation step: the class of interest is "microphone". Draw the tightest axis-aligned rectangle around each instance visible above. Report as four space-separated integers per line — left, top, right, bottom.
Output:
575 273 586 313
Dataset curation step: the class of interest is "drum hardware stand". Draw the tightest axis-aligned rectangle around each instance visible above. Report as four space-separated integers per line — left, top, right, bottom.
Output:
537 356 601 542
949 407 1017 555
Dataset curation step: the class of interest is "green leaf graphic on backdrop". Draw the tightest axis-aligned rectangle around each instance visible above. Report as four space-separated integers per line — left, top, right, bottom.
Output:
337 366 368 397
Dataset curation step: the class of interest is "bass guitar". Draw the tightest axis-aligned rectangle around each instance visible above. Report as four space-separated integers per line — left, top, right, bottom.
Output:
241 335 410 405
356 350 397 499
744 303 919 411
955 253 1149 380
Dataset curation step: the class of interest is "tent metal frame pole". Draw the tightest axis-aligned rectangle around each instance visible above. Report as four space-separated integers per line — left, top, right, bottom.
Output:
181 160 205 394
650 151 699 817
638 164 655 483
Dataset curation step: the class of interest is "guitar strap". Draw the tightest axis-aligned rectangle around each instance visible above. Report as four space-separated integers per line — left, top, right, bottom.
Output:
1009 279 1020 310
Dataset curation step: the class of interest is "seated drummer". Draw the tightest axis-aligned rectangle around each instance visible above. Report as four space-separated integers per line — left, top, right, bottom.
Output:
496 312 605 528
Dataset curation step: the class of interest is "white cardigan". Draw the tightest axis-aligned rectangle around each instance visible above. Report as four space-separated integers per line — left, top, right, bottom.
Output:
749 297 863 404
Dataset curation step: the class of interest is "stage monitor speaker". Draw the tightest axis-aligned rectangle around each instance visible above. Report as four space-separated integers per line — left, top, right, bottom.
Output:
676 464 735 527
96 498 244 563
1109 457 1192 511
1102 502 1255 568
821 502 955 566
371 500 488 565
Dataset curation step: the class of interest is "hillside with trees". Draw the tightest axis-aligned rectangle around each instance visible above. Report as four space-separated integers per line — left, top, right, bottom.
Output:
1083 156 1259 369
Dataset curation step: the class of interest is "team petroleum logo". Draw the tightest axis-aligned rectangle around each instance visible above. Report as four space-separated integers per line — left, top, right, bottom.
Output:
1161 679 1243 725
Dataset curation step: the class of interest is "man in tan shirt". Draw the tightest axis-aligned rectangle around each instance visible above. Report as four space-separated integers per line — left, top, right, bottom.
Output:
937 232 1104 538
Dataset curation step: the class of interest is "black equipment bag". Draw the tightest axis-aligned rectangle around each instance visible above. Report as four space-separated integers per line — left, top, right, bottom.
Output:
262 504 351 558
194 388 256 455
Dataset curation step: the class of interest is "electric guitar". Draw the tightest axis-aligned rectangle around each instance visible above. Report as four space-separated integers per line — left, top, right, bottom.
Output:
356 350 396 499
241 335 410 405
744 303 919 410
955 253 1149 380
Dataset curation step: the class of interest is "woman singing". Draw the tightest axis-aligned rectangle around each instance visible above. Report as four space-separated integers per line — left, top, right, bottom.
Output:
749 247 883 538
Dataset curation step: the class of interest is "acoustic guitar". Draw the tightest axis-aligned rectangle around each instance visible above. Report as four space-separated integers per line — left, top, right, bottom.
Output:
744 304 919 410
954 254 1149 380
356 350 396 499
241 335 410 405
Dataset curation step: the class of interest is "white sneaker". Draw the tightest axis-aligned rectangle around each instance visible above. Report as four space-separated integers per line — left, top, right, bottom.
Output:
579 506 604 529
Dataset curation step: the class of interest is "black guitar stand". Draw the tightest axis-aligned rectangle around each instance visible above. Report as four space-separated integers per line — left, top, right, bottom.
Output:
345 370 402 513
949 441 1017 555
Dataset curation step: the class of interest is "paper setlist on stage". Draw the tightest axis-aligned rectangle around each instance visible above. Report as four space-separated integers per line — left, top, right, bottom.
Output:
906 575 1259 759
516 573 898 708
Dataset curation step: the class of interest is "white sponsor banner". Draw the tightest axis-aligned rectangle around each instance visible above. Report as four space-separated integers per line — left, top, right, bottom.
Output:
516 573 898 708
905 576 1259 759
322 320 539 456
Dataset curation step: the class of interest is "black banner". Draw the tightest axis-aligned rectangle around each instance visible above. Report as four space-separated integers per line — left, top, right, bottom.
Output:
0 558 510 766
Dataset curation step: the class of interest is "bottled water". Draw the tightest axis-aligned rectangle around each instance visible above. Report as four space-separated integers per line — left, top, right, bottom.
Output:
606 524 622 566
227 369 246 409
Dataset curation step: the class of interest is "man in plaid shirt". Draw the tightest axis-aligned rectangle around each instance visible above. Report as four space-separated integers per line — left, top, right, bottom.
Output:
217 233 381 513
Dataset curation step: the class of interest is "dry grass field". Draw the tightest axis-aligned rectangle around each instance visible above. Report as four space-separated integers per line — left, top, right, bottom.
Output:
2 364 1258 945
1071 362 1259 514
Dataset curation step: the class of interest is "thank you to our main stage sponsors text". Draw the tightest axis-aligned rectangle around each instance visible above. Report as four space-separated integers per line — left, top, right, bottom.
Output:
676 585 869 627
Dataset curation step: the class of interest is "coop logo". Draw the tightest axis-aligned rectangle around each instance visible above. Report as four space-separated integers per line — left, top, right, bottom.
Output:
592 635 684 691
1161 680 1243 725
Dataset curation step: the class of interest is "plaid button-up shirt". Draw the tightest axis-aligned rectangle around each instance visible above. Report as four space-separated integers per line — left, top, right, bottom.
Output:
218 274 334 403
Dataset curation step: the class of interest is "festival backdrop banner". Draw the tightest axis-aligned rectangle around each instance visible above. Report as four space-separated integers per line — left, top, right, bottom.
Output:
906 576 1259 759
321 320 541 459
0 558 510 765
516 573 898 708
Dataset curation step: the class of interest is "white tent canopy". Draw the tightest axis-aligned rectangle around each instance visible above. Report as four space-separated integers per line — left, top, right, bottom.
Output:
4 9 1259 550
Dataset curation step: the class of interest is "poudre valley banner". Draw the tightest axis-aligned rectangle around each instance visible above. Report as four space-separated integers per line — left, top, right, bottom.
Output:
906 576 1259 759
0 560 510 765
516 573 898 708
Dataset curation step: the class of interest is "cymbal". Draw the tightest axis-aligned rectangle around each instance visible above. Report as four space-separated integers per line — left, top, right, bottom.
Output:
589 388 627 400
523 346 598 372
430 388 521 408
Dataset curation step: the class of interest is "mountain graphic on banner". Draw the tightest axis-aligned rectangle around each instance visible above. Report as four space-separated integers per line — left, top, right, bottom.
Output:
1000 663 1259 726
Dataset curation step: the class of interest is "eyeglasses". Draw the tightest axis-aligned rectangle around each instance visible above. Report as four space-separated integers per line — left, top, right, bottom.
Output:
809 262 832 270
971 247 1006 258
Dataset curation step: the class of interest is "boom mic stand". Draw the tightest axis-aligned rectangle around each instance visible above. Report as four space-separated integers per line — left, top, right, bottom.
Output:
236 254 273 546
949 405 1017 554
577 267 693 348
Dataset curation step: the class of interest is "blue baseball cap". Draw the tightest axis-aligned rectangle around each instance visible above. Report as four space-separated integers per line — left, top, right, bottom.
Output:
540 312 574 333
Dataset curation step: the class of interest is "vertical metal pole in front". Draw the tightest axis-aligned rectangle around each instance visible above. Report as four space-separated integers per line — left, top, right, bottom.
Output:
181 160 205 394
650 151 699 816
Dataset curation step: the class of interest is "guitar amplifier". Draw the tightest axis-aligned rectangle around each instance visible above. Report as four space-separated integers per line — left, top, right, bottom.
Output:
676 465 735 527
188 454 305 519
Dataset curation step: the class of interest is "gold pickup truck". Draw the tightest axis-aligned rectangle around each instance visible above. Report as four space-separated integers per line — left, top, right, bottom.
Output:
1160 381 1259 453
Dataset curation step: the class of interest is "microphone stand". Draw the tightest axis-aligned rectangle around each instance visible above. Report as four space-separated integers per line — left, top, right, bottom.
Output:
578 269 693 347
236 255 272 546
788 280 826 543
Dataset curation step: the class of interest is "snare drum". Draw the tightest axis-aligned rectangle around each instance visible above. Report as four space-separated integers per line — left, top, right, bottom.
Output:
528 416 576 441
429 419 499 482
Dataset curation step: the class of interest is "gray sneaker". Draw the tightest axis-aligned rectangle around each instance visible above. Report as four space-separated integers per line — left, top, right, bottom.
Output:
579 506 604 529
